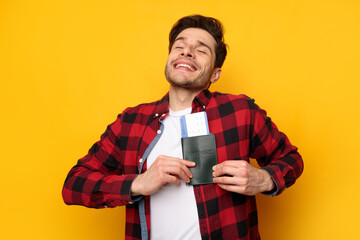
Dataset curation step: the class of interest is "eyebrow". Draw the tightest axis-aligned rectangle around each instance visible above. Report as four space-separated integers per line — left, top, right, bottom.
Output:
174 37 213 53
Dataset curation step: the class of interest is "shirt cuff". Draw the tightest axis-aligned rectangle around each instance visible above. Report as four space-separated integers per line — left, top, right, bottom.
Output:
108 174 139 206
261 166 283 196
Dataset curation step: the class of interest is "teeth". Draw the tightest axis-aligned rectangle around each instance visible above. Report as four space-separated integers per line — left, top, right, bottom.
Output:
176 63 195 71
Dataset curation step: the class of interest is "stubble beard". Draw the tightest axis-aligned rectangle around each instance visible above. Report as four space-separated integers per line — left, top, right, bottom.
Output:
164 64 211 91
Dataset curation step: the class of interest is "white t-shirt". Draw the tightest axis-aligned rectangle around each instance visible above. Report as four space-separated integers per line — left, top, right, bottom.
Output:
147 108 201 240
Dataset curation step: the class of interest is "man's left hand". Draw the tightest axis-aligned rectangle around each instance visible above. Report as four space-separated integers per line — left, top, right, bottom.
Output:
212 160 274 196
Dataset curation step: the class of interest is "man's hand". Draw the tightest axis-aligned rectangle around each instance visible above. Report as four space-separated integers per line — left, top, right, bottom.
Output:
212 160 274 196
131 155 196 196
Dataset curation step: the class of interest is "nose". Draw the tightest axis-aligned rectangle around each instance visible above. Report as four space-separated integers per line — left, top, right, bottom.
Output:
180 46 194 58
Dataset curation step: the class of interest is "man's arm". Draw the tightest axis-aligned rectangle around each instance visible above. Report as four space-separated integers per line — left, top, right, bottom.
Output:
213 98 303 196
62 114 137 208
62 114 197 207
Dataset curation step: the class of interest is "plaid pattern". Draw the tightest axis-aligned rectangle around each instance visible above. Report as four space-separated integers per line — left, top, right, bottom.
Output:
62 90 303 240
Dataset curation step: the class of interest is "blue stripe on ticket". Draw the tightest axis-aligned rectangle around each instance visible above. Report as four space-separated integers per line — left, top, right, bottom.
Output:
180 115 188 138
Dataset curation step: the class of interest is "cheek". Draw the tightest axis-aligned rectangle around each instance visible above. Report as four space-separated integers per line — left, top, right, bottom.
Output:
166 53 177 66
199 56 213 68
165 58 173 69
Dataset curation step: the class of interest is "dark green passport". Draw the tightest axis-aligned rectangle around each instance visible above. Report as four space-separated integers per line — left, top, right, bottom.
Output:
181 134 218 185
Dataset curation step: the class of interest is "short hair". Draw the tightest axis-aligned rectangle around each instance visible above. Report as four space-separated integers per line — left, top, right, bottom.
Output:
168 15 227 68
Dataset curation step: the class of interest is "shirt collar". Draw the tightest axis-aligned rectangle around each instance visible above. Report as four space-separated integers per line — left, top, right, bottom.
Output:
153 89 212 119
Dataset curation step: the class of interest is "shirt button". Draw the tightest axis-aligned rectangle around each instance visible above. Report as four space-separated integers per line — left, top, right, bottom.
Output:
157 130 162 134
128 201 133 205
155 113 159 117
203 105 206 109
161 113 166 117
104 205 108 208
139 158 143 163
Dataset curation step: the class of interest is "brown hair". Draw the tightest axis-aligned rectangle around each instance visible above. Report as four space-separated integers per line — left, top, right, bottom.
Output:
169 15 227 68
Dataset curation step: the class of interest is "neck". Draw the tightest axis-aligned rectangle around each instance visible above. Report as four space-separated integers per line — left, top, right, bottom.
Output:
168 86 203 111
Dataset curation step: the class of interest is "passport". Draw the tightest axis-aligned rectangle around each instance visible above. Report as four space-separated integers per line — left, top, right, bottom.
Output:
181 133 218 185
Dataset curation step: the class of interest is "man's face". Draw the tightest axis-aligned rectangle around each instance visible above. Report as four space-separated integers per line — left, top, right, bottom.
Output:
165 28 220 91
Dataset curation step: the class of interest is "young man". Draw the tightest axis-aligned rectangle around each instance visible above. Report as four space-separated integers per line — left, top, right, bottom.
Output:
62 15 303 240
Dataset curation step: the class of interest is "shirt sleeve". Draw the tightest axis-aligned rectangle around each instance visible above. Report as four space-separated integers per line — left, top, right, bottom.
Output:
248 99 304 196
62 113 137 208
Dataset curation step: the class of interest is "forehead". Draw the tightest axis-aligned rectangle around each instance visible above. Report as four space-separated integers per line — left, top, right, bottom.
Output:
175 28 216 51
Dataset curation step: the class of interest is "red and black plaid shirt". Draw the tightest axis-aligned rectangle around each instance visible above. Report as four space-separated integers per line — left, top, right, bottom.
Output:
62 90 303 240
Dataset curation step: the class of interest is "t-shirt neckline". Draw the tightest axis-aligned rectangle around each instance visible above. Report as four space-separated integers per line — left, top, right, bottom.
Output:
169 107 192 117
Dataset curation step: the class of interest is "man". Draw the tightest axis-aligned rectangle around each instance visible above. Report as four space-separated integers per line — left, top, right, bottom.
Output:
62 15 303 240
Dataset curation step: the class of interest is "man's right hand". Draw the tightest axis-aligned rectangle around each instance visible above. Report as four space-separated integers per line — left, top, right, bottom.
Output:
130 155 196 196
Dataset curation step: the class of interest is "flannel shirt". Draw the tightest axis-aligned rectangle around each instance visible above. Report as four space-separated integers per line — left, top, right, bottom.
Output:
62 90 303 240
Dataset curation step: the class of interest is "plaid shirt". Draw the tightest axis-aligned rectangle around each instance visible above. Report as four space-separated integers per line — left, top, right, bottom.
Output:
62 90 303 240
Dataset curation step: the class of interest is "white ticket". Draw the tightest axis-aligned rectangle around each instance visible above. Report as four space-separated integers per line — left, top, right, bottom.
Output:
180 112 210 138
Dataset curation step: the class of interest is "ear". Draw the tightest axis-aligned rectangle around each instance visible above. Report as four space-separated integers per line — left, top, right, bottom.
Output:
210 68 222 83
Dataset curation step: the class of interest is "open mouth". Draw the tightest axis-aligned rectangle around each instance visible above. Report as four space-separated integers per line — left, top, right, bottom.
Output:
173 62 197 72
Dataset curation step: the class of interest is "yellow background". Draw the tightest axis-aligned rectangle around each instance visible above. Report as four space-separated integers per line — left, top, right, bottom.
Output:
1 0 359 239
